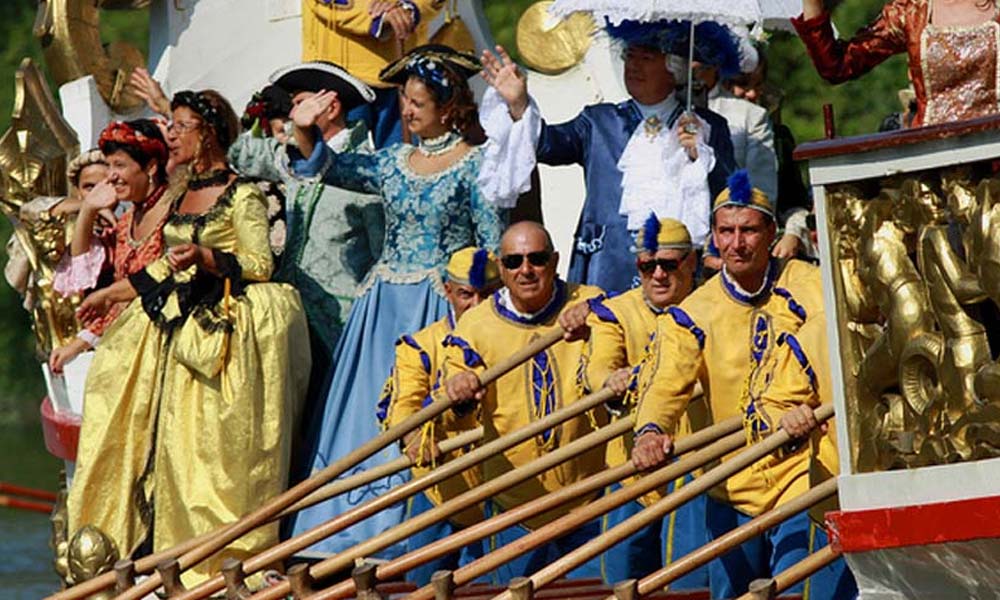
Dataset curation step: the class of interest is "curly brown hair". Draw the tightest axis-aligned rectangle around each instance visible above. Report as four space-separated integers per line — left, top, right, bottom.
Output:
418 64 485 146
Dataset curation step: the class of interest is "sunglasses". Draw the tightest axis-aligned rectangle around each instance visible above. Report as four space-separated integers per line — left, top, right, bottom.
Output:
637 255 687 275
501 251 552 270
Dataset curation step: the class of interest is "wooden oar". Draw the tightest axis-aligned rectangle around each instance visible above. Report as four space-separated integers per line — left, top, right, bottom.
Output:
617 477 839 599
402 427 752 600
66 329 565 600
312 414 743 600
46 428 482 600
488 404 836 600
733 545 840 600
242 388 623 600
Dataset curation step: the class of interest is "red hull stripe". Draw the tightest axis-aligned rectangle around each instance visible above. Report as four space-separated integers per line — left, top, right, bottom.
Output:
826 495 1000 552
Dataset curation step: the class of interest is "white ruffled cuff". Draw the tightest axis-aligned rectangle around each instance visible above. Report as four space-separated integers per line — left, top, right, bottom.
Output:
76 329 100 348
53 242 106 297
478 87 542 209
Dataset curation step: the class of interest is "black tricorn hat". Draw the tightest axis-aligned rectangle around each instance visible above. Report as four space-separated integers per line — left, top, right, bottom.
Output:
269 61 376 111
379 44 481 86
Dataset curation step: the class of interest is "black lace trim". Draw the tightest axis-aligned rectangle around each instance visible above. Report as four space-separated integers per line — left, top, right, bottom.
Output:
187 167 234 190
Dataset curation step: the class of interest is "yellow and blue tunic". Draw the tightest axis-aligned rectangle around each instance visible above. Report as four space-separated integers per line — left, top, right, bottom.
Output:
582 287 709 585
634 258 825 516
378 313 483 528
441 281 606 528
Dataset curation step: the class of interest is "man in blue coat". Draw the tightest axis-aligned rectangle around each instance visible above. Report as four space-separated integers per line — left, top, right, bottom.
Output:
480 21 739 293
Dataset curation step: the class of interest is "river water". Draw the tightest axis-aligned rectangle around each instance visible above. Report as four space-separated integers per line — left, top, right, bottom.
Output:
0 423 62 598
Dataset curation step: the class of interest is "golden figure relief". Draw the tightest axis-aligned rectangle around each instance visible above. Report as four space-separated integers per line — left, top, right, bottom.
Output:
0 59 82 355
828 168 1000 472
35 0 149 114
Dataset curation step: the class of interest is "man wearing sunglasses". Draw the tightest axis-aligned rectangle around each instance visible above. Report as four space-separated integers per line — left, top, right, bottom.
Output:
563 216 708 586
442 221 606 582
629 170 853 600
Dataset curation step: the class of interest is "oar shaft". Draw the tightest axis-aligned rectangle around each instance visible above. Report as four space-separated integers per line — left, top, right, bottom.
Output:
634 478 839 596
245 390 621 600
403 428 750 600
732 545 840 600
0 494 54 514
92 332 563 600
317 414 743 600
506 405 836 600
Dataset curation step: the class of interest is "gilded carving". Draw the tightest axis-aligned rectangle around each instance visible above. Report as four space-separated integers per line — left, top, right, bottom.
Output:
828 168 1000 472
0 60 82 355
516 1 595 76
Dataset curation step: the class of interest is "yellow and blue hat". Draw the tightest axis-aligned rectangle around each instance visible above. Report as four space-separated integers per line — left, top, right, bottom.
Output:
712 170 775 220
633 214 693 254
446 247 500 289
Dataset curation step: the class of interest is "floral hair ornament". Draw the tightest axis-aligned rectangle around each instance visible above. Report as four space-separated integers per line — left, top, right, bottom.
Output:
172 90 234 147
380 44 481 102
98 121 169 166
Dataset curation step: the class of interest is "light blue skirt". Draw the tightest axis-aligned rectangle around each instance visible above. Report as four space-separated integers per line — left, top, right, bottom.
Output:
291 276 448 558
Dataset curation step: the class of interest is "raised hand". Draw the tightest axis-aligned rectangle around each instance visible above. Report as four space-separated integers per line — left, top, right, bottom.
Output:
129 67 171 116
480 45 528 120
83 179 119 213
290 90 338 129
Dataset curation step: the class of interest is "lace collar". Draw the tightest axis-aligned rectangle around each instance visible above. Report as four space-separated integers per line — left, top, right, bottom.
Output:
720 259 778 305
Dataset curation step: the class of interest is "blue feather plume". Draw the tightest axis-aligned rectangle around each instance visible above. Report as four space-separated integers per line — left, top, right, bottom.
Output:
470 248 488 289
642 212 660 253
727 169 753 205
604 19 744 78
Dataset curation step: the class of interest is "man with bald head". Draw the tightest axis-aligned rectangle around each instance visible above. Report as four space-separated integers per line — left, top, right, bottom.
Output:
442 221 606 582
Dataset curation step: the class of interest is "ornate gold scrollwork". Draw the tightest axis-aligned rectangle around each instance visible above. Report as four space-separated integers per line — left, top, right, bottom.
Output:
66 525 119 596
34 0 149 114
516 1 595 76
829 167 1000 472
0 59 81 355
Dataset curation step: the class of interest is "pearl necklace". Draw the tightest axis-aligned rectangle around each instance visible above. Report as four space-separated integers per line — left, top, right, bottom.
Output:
418 131 462 157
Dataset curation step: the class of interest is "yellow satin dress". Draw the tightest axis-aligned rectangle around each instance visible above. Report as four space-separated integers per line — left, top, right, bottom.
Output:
68 181 311 586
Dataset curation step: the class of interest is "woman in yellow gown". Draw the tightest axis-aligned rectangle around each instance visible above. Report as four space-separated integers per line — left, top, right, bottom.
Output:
68 90 310 586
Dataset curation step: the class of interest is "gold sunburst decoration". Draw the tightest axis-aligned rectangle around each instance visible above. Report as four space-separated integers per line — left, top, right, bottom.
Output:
516 1 596 76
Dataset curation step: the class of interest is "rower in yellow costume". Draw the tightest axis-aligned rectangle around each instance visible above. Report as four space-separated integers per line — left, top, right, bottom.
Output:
302 0 474 148
631 170 855 599
574 216 708 586
376 246 500 585
442 222 605 583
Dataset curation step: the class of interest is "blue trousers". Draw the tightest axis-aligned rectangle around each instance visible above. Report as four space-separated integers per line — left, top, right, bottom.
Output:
402 491 485 586
600 478 710 588
347 87 402 149
706 496 857 600
484 501 603 586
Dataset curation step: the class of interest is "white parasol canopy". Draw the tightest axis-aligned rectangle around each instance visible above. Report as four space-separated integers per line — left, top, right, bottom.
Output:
548 0 802 29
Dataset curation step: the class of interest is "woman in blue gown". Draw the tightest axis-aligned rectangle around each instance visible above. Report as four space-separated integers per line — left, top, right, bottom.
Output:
288 46 505 558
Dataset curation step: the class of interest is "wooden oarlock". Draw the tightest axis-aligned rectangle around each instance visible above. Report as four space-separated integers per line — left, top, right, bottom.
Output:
98 330 565 600
402 425 752 600
508 577 534 600
352 562 386 600
49 428 482 600
310 413 741 600
286 563 315 599
243 390 625 600
157 559 186 598
220 558 251 600
112 560 135 594
617 477 839 598
485 404 835 600
431 571 456 600
733 545 840 600
612 579 638 600
747 578 777 599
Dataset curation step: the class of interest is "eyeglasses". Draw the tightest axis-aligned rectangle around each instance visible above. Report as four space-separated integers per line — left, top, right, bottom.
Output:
637 255 688 275
500 251 552 270
168 120 202 134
